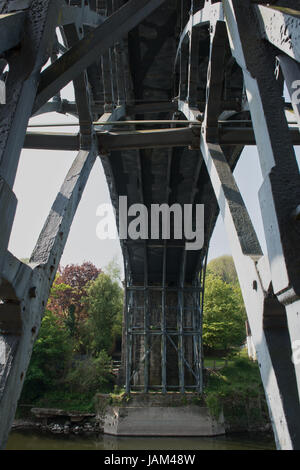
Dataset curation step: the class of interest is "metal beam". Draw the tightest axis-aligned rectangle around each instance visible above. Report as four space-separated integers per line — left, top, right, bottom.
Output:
223 0 300 449
0 145 98 449
30 145 97 267
33 0 167 114
0 109 123 448
201 136 300 450
187 1 204 107
99 126 300 150
62 22 94 148
24 126 300 151
0 1 61 188
205 21 228 136
224 0 300 299
98 127 199 152
126 102 178 115
277 54 300 130
219 126 300 145
59 4 105 27
161 149 172 394
177 250 186 394
0 11 26 54
0 0 61 321
24 132 79 151
255 4 300 62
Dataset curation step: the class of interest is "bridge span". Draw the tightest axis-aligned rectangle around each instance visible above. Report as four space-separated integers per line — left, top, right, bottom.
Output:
0 0 299 449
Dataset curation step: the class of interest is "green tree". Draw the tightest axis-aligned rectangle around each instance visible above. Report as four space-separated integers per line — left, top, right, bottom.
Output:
203 273 246 354
207 255 238 284
104 256 122 284
21 311 73 401
66 351 114 395
83 272 123 355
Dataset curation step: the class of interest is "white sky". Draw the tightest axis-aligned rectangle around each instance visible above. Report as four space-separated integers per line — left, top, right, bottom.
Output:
8 83 300 279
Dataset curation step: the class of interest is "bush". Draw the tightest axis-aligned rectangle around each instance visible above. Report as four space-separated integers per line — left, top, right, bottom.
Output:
21 311 73 401
66 350 114 395
83 273 123 355
203 274 246 353
204 356 270 430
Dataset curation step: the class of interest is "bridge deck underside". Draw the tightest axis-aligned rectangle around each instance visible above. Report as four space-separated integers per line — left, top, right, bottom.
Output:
101 1 242 286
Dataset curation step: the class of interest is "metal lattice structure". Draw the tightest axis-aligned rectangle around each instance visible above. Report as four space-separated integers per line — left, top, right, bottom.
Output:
0 0 300 450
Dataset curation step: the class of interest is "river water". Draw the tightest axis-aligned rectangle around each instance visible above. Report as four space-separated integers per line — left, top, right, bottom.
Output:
6 431 275 450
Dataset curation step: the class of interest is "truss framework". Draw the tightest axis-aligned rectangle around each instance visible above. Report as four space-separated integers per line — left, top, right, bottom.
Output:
0 0 299 450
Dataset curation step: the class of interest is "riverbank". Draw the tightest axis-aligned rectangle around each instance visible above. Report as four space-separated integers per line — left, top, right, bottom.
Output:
12 356 272 438
12 392 272 439
12 409 101 437
12 418 101 437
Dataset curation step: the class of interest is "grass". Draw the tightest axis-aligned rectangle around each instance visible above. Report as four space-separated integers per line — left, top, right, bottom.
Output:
18 390 97 415
203 348 249 368
204 357 234 368
203 353 270 430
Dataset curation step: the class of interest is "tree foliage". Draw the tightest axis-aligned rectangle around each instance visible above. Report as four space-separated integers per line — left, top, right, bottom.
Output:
207 255 238 284
48 262 102 340
21 311 73 401
19 260 124 410
104 256 122 284
83 272 123 355
66 351 114 395
203 271 246 354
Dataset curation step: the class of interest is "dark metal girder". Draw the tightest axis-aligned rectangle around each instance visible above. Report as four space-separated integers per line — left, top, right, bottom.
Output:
24 132 79 151
32 0 167 114
0 11 26 54
98 127 199 152
220 126 300 145
24 126 300 151
62 22 93 148
126 102 178 115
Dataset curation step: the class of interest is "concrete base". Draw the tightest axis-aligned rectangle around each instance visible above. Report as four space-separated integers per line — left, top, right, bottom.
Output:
101 394 225 437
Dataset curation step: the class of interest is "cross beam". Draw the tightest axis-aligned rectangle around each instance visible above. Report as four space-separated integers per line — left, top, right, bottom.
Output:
24 126 300 151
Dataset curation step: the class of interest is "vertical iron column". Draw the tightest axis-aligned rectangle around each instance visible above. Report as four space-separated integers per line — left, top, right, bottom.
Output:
199 253 207 391
144 245 150 392
192 281 201 393
177 251 187 393
125 275 133 394
161 242 167 393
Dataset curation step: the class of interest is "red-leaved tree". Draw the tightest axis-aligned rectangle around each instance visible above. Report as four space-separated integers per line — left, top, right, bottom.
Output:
48 262 102 338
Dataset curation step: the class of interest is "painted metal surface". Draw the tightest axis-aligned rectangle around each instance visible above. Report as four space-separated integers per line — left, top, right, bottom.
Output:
0 0 299 450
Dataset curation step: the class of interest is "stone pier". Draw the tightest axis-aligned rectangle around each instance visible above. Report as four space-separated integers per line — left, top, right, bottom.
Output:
96 393 225 437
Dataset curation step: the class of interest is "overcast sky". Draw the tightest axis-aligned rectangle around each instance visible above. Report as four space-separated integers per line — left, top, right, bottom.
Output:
8 84 299 278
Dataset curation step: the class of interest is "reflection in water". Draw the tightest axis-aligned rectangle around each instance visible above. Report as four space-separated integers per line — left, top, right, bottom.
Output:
6 431 275 450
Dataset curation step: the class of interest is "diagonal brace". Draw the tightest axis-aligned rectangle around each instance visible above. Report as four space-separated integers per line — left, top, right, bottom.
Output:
32 0 167 114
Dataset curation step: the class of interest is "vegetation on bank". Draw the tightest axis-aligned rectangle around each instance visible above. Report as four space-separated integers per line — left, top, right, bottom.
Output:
202 257 270 431
17 255 269 432
203 255 246 356
18 260 123 414
204 351 270 431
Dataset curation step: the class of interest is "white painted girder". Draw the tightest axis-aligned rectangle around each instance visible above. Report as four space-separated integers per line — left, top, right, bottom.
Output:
0 103 125 449
178 0 300 449
256 5 300 63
